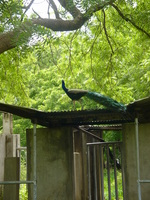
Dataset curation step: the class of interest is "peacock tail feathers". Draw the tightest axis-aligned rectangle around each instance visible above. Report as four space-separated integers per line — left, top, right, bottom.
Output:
86 91 126 112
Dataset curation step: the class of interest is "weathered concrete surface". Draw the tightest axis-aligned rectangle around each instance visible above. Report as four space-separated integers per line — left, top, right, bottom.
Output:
6 134 20 157
123 123 150 200
2 113 13 135
74 152 82 200
0 135 6 199
27 127 73 200
3 157 19 200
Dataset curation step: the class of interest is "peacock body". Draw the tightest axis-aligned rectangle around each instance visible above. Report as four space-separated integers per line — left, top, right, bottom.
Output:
62 80 126 111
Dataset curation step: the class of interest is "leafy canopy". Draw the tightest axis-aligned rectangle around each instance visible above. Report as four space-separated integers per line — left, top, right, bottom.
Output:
0 0 149 107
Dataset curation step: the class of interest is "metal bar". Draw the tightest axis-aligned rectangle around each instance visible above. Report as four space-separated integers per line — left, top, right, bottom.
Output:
0 181 34 185
106 145 111 200
82 131 88 199
99 145 104 200
139 180 150 183
16 147 27 151
87 145 91 200
96 145 101 199
77 126 104 141
120 143 125 199
33 123 37 200
135 118 141 200
113 144 118 200
87 141 122 146
93 145 98 200
86 125 122 131
87 140 124 200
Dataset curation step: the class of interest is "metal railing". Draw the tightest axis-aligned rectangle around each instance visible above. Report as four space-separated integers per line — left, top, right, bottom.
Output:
87 141 124 200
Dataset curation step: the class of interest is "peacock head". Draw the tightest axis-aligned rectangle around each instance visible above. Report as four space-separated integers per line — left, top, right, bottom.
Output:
62 80 65 87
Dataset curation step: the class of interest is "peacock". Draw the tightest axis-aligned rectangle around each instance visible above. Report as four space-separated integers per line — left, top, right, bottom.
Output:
62 80 126 111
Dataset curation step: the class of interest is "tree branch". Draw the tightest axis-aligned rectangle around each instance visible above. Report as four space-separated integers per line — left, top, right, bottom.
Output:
102 9 114 54
32 9 42 18
22 0 35 17
83 0 116 21
0 17 85 54
49 0 61 19
111 3 150 38
0 31 18 54
58 0 81 18
32 16 85 31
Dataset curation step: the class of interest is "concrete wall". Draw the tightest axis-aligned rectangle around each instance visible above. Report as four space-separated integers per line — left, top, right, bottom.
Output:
123 123 150 200
0 135 6 199
3 157 19 200
27 127 73 200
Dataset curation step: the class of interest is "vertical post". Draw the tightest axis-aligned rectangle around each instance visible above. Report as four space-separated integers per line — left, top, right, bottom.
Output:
93 145 98 200
106 145 111 200
120 143 125 199
113 144 118 200
33 123 37 200
87 145 91 200
135 118 141 200
99 145 104 200
2 113 13 135
82 132 88 200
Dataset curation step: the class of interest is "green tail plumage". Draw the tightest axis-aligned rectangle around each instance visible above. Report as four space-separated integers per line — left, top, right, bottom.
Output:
86 91 126 112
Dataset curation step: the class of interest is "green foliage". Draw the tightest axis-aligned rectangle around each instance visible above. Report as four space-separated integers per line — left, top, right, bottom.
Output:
0 48 30 105
20 184 28 200
103 131 122 142
104 169 123 199
13 117 32 146
0 0 150 107
19 152 28 200
0 0 24 31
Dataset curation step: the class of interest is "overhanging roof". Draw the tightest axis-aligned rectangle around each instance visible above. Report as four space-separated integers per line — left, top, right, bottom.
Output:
127 96 150 122
127 96 150 112
0 97 150 127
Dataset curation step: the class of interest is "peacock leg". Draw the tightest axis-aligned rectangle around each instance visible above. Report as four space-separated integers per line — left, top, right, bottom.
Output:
73 100 76 110
79 99 83 110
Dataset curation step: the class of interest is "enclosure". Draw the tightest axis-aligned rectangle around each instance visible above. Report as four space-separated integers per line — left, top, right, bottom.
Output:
0 97 150 199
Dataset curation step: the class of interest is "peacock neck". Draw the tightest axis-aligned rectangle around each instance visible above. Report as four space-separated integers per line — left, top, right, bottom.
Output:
62 80 68 93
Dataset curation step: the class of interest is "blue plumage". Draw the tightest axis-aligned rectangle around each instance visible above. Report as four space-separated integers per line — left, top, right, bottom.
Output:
62 80 126 111
62 80 88 101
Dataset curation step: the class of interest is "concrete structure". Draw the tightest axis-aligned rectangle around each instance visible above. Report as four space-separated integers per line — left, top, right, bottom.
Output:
2 113 13 135
0 113 20 200
123 123 150 200
0 97 150 199
27 127 74 200
3 157 19 200
0 113 13 191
